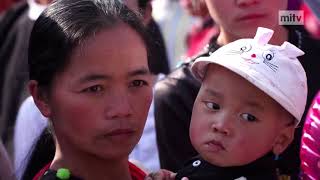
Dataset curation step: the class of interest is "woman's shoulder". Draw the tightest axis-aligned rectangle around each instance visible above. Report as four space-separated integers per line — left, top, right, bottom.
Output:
34 162 147 180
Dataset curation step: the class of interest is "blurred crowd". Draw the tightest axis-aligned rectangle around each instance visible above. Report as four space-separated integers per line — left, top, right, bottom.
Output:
0 0 319 179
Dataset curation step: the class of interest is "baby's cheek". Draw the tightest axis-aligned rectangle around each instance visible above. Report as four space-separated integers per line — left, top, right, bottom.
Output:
231 136 251 152
189 126 201 145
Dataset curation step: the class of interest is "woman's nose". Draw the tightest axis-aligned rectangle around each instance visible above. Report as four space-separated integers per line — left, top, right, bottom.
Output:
104 92 133 119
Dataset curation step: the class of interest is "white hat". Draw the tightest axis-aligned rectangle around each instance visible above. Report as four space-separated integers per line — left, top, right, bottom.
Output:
192 27 308 123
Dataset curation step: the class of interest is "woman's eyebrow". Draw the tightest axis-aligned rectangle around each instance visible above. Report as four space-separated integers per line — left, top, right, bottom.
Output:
77 74 111 84
127 67 150 77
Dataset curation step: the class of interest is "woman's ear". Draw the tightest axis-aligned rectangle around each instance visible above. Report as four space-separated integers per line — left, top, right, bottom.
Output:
28 80 51 117
272 124 295 155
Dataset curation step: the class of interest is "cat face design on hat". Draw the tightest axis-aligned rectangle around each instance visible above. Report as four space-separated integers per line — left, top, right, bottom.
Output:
221 27 304 73
227 42 278 72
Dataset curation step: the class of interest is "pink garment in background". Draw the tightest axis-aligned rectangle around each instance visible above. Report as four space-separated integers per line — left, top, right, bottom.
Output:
301 2 320 39
185 18 218 58
300 92 320 180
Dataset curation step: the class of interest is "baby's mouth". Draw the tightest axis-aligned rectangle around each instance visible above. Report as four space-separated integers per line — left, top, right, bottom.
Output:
206 140 226 152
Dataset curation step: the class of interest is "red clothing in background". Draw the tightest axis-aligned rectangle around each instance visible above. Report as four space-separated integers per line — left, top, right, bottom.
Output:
0 0 21 13
185 18 218 58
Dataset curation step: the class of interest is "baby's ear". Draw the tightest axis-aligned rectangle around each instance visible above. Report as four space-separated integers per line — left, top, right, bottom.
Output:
272 124 295 155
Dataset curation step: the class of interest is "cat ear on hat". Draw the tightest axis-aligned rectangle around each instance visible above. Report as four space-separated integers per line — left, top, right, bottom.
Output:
280 41 305 58
254 27 274 46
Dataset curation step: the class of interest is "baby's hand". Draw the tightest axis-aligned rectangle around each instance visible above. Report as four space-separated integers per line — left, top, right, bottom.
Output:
145 169 188 180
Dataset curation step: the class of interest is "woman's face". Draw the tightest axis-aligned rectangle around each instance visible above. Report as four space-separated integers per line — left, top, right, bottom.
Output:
204 0 288 39
46 23 153 160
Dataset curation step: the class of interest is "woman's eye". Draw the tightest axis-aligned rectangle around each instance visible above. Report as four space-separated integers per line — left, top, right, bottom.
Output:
130 80 148 87
83 85 103 93
205 102 220 110
241 113 257 122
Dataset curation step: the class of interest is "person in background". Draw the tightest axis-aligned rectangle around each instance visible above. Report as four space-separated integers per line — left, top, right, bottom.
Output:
152 0 195 70
300 1 320 179
0 0 53 157
26 0 153 179
0 140 15 180
301 0 320 39
138 0 170 75
154 0 320 178
0 0 21 13
179 0 218 58
300 91 320 180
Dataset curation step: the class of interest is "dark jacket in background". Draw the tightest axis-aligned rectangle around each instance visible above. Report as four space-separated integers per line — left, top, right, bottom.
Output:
147 18 170 75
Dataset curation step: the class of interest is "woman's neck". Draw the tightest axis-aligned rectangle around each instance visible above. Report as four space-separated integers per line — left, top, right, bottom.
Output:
50 142 132 180
217 25 289 46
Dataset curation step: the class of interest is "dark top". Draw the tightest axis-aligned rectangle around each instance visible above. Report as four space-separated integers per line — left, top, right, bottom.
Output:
33 162 146 180
154 26 320 178
147 18 170 75
176 153 277 180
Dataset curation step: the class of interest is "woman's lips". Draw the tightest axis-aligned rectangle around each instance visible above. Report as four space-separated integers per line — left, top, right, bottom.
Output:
104 129 135 136
237 14 267 21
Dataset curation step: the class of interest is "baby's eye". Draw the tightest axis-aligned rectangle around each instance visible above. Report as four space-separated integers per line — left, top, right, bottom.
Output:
241 113 257 122
129 80 148 87
205 102 220 110
262 50 274 61
240 44 252 53
83 85 104 93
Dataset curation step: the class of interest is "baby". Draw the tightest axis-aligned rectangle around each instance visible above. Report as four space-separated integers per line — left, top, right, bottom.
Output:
149 27 308 180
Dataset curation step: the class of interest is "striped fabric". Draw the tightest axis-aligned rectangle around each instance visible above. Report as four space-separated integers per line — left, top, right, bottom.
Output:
300 92 320 180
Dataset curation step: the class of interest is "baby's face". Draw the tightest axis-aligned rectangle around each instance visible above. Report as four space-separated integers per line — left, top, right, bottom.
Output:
190 64 294 167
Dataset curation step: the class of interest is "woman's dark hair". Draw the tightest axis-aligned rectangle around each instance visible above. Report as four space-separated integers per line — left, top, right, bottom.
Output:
21 128 55 180
28 0 151 89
